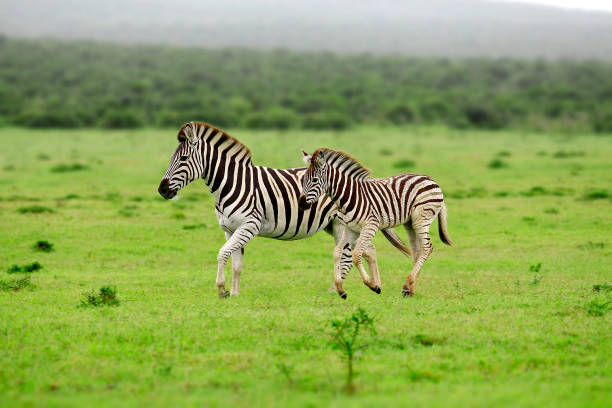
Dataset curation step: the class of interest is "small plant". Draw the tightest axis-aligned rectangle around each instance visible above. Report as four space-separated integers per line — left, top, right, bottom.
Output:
579 242 605 250
17 205 55 214
330 307 376 393
50 163 90 173
0 276 34 292
592 284 612 293
183 223 207 230
80 286 120 307
582 189 609 201
529 263 542 273
7 262 42 274
553 150 585 158
392 158 416 169
276 362 295 386
173 212 186 219
487 158 508 169
529 276 542 286
586 300 611 317
33 240 54 252
412 334 444 347
496 150 512 157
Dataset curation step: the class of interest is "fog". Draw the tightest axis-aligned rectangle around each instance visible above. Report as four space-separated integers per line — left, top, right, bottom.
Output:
2 0 612 58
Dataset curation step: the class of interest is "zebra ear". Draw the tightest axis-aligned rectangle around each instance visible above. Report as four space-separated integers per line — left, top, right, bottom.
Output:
302 150 312 164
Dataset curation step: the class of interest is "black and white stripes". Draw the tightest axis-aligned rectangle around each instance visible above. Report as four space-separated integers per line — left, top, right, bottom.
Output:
159 122 392 297
299 148 452 298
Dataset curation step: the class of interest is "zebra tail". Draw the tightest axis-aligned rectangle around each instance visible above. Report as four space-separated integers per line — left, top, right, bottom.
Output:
381 228 411 257
438 202 452 246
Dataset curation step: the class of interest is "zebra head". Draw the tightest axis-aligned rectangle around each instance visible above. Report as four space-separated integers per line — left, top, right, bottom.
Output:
298 149 328 210
158 122 205 200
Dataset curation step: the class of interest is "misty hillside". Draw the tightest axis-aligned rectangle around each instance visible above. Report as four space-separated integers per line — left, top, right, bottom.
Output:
2 0 612 59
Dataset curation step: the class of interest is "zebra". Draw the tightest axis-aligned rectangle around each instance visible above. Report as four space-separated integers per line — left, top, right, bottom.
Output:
157 122 406 298
298 148 452 298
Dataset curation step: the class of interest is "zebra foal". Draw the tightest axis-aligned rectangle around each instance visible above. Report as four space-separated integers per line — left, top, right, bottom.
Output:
158 122 404 298
298 148 452 298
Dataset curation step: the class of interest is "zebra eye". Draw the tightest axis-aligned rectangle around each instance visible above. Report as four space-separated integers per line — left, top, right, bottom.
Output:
180 155 189 161
312 177 319 183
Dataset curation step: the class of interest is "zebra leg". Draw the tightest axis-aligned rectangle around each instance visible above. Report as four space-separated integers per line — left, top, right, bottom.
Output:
329 221 353 292
216 221 260 299
224 231 245 297
363 243 381 289
402 211 435 297
352 221 380 294
333 227 357 299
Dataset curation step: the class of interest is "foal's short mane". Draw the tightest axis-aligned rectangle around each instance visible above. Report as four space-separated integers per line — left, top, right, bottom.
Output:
177 121 252 163
312 148 371 179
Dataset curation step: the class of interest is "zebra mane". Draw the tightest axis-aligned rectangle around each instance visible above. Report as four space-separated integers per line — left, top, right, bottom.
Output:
312 148 371 180
177 121 252 163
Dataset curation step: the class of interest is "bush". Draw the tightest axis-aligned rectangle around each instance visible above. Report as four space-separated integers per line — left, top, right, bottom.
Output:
33 241 54 252
464 104 506 129
7 262 42 273
0 276 34 292
245 107 299 130
80 286 120 307
302 112 350 130
99 109 143 129
385 103 416 124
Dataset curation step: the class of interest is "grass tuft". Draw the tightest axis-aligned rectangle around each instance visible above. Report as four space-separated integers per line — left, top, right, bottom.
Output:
553 150 585 158
17 205 55 214
183 223 207 230
581 189 609 201
592 283 612 293
392 158 416 169
33 240 54 252
487 158 508 169
412 334 444 347
0 276 35 292
79 286 120 308
50 163 90 173
586 300 611 317
578 242 605 250
7 262 42 273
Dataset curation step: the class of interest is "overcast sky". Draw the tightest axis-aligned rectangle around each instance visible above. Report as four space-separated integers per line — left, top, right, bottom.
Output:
503 0 612 11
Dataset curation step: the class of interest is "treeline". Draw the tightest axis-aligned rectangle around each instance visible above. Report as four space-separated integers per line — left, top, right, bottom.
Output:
1 37 611 132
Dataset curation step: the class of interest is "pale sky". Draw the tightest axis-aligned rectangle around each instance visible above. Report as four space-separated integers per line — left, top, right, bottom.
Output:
500 0 612 11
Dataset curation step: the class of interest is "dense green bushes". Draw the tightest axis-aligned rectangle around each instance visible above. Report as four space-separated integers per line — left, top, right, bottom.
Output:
0 38 611 132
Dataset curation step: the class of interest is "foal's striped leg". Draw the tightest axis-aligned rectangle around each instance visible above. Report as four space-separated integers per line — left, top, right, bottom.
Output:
352 220 381 294
402 208 438 296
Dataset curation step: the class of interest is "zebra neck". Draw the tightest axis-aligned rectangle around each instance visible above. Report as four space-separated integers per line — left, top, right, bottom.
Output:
327 168 363 213
202 148 253 208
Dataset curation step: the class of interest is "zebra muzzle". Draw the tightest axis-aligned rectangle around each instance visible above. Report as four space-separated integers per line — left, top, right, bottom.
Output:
298 195 311 210
158 178 177 200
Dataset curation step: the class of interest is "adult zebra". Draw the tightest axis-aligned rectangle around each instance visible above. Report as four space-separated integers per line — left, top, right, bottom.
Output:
158 122 405 298
298 148 452 298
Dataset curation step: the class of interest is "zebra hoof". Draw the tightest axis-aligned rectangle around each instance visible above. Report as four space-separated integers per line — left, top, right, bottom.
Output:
339 292 347 300
219 291 230 299
369 286 381 294
402 289 412 297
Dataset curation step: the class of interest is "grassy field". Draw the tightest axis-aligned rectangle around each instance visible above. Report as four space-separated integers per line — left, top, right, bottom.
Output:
0 126 610 407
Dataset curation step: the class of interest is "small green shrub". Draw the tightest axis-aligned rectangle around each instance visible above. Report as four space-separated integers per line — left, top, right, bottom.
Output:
0 276 34 292
33 240 54 252
392 159 416 169
529 263 542 273
586 300 611 316
80 286 120 307
17 205 54 214
579 242 605 250
553 150 585 158
412 334 445 347
582 189 609 201
330 308 376 393
592 283 612 292
487 158 508 169
50 163 89 173
183 223 207 230
7 262 42 273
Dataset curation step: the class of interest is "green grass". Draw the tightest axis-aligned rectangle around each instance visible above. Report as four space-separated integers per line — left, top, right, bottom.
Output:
0 126 611 407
